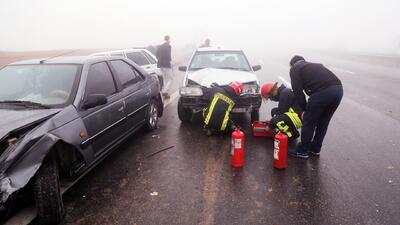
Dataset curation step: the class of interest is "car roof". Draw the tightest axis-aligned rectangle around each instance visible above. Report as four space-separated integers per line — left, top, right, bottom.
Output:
8 55 124 65
195 47 243 52
91 48 148 56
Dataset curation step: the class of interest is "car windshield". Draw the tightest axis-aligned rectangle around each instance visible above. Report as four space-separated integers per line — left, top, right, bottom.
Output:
189 51 251 71
0 64 79 106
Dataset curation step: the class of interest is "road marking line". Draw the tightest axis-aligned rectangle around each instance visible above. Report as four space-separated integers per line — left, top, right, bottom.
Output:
278 76 292 88
163 90 179 108
329 67 355 74
201 138 227 225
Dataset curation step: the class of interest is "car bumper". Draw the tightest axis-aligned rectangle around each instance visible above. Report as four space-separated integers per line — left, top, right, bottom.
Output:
180 95 261 112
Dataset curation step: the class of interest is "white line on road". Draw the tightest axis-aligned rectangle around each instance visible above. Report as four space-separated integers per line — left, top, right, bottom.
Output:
329 67 355 74
278 76 292 88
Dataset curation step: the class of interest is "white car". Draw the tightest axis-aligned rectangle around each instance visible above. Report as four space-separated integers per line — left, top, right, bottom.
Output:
91 48 163 88
178 47 262 122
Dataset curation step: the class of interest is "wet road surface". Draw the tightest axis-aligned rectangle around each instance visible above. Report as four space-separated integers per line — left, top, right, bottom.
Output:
1 50 399 225
55 53 400 225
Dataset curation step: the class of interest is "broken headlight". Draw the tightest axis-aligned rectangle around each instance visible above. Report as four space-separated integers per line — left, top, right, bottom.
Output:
180 86 203 96
241 83 259 95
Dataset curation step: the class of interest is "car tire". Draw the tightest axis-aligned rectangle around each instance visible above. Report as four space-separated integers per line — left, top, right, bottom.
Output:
251 110 259 123
145 99 159 131
158 75 164 91
33 152 65 225
178 98 192 122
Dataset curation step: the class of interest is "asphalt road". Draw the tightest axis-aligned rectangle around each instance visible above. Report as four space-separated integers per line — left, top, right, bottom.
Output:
55 53 400 225
1 51 399 225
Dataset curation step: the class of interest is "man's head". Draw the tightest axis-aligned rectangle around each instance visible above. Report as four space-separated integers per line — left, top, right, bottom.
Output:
164 35 171 43
261 82 278 99
290 55 305 67
229 81 243 96
205 39 210 47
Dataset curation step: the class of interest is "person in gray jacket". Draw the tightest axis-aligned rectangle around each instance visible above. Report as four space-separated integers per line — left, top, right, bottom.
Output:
156 35 173 98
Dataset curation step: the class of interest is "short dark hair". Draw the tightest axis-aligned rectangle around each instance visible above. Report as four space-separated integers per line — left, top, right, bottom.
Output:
164 35 170 41
290 55 305 66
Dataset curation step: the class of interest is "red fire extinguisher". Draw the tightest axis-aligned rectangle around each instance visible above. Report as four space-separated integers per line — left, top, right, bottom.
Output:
231 127 245 168
274 132 288 169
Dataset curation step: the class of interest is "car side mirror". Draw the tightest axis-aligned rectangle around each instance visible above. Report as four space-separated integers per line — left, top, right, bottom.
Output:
252 65 262 71
178 66 187 72
83 94 107 109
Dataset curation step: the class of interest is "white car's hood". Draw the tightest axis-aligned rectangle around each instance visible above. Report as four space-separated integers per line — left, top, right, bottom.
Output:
187 68 258 87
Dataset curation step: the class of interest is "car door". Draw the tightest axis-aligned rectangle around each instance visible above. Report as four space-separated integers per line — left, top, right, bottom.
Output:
80 61 126 157
141 50 159 74
109 59 150 131
140 50 163 89
126 51 155 74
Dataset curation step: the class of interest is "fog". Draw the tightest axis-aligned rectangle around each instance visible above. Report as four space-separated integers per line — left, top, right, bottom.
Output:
1 0 399 54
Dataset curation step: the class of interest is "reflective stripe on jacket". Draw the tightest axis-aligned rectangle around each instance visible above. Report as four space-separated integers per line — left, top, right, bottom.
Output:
204 92 235 131
285 107 302 129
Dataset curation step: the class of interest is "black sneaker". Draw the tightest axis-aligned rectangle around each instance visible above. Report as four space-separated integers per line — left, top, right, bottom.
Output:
309 150 320 156
288 150 309 159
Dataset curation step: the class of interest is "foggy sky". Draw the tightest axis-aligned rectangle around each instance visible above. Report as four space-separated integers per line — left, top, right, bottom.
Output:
0 0 399 54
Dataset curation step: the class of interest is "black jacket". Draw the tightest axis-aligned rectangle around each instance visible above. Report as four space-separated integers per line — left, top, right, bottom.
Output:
203 84 236 130
270 84 300 115
205 84 236 100
290 60 342 110
156 42 172 68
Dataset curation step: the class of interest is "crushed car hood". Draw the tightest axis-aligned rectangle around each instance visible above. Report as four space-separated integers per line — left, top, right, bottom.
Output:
187 68 258 87
0 109 61 141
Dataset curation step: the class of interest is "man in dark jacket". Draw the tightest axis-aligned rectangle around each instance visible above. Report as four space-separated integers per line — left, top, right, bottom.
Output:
156 35 172 98
289 55 343 159
203 81 243 136
261 82 302 139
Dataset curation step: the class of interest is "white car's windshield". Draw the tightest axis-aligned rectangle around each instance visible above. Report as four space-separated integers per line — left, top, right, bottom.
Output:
0 64 79 106
189 51 251 71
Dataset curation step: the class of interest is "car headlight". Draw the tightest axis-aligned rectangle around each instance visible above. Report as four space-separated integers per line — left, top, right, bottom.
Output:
242 83 259 95
180 86 203 96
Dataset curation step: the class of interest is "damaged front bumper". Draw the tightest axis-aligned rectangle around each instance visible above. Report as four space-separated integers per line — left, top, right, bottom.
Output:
180 94 262 112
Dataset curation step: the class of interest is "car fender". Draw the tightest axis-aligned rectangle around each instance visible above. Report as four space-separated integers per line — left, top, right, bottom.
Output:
0 106 92 203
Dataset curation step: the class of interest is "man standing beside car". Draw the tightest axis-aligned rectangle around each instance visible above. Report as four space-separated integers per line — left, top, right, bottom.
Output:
156 35 173 99
289 55 343 159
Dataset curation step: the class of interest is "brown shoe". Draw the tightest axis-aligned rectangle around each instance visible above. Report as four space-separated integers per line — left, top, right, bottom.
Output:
163 93 170 99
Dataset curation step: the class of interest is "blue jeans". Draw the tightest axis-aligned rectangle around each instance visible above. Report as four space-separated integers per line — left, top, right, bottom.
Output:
297 85 343 154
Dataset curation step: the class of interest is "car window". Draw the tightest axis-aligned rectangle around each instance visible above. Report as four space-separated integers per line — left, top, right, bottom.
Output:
189 51 251 71
126 52 150 66
86 62 116 97
132 66 145 79
0 64 79 105
141 51 157 64
110 60 141 87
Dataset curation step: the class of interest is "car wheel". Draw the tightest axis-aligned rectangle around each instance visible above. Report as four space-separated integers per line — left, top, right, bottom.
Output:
145 100 159 131
158 75 164 91
251 110 259 123
33 152 65 225
178 98 192 122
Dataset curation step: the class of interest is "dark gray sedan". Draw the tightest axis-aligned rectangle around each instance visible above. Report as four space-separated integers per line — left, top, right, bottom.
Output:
0 56 163 224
